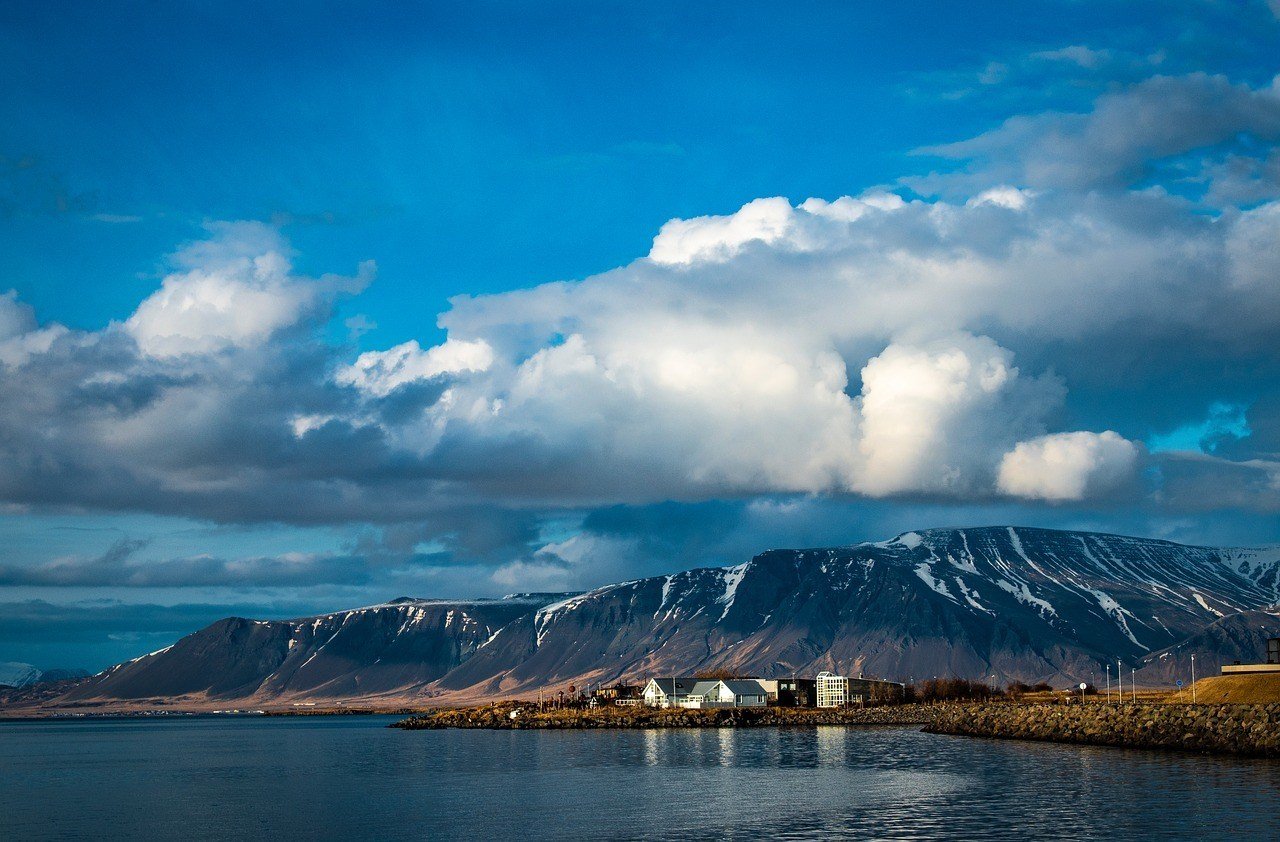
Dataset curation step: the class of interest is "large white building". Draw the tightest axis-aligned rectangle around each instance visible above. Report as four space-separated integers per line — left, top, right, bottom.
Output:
815 671 849 708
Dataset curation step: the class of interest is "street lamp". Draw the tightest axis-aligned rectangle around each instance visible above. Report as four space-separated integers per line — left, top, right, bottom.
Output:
1105 664 1110 703
1191 654 1196 704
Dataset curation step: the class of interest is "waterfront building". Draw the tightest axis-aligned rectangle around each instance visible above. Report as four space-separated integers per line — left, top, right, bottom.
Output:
710 679 768 708
641 677 769 708
815 671 849 707
593 682 640 701
642 677 703 707
758 678 816 706
849 676 907 705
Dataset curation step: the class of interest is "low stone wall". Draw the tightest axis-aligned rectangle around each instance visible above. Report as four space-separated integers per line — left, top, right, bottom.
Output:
925 702 1280 757
392 702 937 730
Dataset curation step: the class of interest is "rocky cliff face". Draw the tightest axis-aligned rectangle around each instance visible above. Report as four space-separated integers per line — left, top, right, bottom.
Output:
49 527 1280 705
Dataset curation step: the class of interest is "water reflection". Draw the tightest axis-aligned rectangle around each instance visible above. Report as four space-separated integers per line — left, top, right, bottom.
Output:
2 718 1278 840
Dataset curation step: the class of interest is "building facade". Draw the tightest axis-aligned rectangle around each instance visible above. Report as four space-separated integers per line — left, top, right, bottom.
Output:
815 671 849 708
758 678 816 706
848 677 906 705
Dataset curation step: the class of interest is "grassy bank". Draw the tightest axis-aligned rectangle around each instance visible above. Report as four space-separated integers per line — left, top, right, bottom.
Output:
391 702 937 730
926 701 1280 757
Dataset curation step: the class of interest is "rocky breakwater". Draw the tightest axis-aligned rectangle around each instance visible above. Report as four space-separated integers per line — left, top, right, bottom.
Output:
392 703 938 730
926 702 1280 757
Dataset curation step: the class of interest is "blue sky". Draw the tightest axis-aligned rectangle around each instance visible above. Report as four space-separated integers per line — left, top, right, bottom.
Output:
3 0 1280 669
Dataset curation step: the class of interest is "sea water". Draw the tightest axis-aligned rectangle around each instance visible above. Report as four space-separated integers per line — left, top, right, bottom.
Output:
2 715 1276 840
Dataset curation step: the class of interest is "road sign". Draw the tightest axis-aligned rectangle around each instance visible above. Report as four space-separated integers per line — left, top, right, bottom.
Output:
1078 683 1087 690
1176 680 1183 687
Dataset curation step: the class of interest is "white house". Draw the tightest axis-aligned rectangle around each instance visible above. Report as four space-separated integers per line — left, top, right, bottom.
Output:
642 677 768 708
642 677 702 708
707 679 768 708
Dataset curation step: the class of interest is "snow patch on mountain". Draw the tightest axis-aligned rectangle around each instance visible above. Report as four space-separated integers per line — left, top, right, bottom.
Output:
718 562 750 620
914 563 957 602
1192 592 1225 617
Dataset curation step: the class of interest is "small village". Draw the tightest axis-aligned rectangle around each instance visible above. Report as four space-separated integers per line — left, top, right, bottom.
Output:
533 671 907 712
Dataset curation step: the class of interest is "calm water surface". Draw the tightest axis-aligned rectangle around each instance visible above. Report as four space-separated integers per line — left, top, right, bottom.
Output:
2 715 1277 840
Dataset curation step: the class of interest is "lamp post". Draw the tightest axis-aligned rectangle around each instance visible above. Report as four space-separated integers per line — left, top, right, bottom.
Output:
1117 661 1123 705
1191 654 1196 705
1105 664 1110 703
1131 668 1136 703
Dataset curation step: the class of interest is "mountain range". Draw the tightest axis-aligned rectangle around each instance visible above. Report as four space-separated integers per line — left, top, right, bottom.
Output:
17 526 1280 710
0 663 90 689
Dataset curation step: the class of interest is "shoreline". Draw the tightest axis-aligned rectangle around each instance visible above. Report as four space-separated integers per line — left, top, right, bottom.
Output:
391 702 939 730
925 701 1280 758
392 700 1280 758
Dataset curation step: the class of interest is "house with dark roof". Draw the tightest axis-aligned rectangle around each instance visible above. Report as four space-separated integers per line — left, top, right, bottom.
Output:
641 677 768 708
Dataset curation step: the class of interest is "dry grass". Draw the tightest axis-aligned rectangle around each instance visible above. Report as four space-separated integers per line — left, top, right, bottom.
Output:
1175 673 1280 705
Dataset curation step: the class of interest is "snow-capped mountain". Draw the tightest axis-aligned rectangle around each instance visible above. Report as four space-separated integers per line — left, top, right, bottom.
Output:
0 663 88 689
0 662 42 688
61 595 559 703
39 527 1280 706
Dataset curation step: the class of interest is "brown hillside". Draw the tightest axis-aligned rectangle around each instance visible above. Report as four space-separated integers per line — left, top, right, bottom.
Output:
1180 674 1280 705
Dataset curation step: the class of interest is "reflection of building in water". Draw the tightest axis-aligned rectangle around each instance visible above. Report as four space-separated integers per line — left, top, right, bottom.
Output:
816 724 846 765
644 728 660 767
717 726 735 767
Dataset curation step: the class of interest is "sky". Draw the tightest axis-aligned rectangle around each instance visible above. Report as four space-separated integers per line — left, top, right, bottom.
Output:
3 0 1280 669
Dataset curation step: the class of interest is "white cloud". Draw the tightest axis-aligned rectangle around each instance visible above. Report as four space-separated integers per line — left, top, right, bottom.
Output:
0 290 68 367
648 197 796 265
998 431 1140 501
854 334 1061 496
647 192 905 266
125 222 371 358
336 338 494 398
4 65 1280 528
966 186 1034 210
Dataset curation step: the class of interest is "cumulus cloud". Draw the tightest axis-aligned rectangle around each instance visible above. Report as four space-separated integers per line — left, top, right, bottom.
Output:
0 61 1278 560
336 338 494 398
647 192 905 265
854 334 1062 496
0 289 68 367
998 431 1140 501
125 222 372 358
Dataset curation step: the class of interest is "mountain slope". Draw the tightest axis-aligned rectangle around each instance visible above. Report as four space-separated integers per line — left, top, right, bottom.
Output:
471 526 1279 693
62 596 558 702
1137 609 1280 684
45 527 1280 707
0 662 42 689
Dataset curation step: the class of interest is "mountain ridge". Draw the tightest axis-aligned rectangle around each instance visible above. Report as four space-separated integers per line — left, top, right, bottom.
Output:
22 525 1280 709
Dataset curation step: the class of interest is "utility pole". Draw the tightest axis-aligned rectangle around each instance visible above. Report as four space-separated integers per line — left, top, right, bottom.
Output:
1191 654 1196 705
